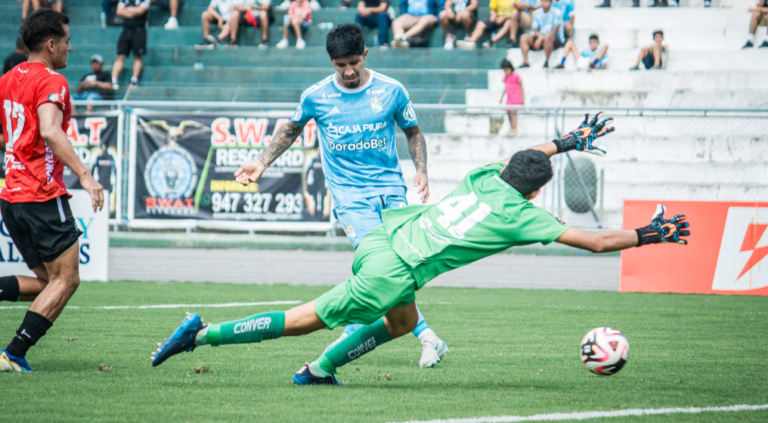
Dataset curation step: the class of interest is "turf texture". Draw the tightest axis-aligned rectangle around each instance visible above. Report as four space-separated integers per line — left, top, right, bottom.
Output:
0 281 766 422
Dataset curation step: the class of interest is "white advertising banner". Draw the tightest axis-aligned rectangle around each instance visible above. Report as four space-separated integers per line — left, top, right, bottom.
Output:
0 190 109 281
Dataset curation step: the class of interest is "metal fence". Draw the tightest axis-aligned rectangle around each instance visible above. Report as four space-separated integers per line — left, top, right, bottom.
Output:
72 101 768 231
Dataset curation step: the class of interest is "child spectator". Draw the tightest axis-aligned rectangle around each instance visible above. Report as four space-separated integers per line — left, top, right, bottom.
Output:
500 59 523 136
439 0 478 50
112 0 149 89
355 0 393 49
230 0 275 49
390 0 442 48
276 0 313 49
630 29 665 70
519 0 563 68
73 55 114 110
456 0 516 50
555 33 608 70
2 38 28 75
552 0 573 40
743 0 768 48
196 0 242 50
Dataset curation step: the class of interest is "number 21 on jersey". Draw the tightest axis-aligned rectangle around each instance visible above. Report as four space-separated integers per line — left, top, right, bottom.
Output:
436 192 491 239
3 100 25 153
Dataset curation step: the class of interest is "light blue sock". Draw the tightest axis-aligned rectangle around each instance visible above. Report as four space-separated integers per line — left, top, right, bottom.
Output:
411 307 430 338
343 324 363 336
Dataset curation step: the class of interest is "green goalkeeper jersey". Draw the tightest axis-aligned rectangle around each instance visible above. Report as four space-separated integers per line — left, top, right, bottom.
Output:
382 162 570 288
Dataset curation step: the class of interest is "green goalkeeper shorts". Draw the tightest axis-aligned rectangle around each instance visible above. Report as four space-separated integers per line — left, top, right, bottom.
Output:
315 224 417 329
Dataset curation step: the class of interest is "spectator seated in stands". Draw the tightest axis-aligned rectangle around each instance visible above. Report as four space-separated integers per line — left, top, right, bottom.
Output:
439 0 478 50
455 0 516 50
390 0 442 48
355 0 394 49
551 0 573 40
555 33 607 70
73 55 114 111
22 0 63 20
519 0 563 68
276 0 313 49
153 0 184 30
196 0 242 49
230 0 275 49
275 0 319 11
630 29 666 70
3 38 28 75
506 0 539 47
743 0 768 49
112 0 149 89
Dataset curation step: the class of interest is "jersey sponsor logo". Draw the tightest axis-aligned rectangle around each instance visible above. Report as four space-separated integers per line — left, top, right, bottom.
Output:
322 92 342 99
144 145 198 216
44 147 56 184
47 93 60 103
60 86 67 107
328 106 340 116
419 216 452 245
712 207 768 291
366 88 386 95
233 316 272 334
328 138 387 152
347 336 376 360
326 121 387 136
292 106 302 122
403 101 417 122
371 98 383 113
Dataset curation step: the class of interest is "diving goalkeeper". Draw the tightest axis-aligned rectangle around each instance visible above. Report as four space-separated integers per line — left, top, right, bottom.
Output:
150 113 691 385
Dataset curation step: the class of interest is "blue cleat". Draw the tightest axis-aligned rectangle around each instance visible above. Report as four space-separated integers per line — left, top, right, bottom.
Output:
0 349 33 373
152 312 204 367
292 363 344 386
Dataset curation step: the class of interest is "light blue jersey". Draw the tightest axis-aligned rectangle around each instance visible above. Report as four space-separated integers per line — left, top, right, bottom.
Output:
552 0 574 22
532 6 565 43
291 70 418 206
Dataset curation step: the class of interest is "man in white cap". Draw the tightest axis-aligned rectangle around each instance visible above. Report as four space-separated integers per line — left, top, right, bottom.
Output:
73 54 113 110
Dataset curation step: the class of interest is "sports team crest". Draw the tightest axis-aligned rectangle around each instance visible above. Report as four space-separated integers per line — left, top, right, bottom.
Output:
371 98 382 113
144 144 198 199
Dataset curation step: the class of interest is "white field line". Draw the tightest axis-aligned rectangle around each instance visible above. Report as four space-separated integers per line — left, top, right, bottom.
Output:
0 300 302 310
396 403 768 423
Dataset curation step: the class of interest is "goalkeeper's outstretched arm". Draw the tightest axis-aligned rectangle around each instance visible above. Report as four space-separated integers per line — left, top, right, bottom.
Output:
556 205 691 253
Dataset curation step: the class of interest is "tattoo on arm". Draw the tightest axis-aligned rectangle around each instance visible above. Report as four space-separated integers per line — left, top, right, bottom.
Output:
257 122 304 168
404 125 428 175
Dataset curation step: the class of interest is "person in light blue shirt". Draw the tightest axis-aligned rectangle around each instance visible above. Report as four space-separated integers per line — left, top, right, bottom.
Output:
552 0 573 39
391 0 444 47
519 0 562 68
234 24 449 369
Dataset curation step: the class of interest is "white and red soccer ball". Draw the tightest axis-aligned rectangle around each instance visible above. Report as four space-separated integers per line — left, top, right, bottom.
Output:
580 327 629 376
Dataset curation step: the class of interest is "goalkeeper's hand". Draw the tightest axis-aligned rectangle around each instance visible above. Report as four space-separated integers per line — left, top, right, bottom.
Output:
554 112 615 156
636 204 691 246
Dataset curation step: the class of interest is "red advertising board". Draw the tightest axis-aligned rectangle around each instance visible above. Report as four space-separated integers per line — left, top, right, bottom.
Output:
621 200 768 296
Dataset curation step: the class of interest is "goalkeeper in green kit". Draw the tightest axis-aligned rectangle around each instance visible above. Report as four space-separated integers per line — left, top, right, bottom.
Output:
151 113 691 385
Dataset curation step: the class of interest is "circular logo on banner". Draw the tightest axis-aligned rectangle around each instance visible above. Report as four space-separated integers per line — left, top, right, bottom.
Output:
144 145 198 199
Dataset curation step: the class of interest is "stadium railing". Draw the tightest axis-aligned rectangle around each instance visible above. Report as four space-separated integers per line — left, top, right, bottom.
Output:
71 101 768 231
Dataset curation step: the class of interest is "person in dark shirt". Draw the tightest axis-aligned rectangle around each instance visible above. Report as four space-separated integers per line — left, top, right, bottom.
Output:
2 38 28 75
355 0 393 47
72 54 114 110
111 0 149 90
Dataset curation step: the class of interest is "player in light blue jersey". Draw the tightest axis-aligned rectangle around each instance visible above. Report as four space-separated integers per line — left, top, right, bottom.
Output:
234 24 448 369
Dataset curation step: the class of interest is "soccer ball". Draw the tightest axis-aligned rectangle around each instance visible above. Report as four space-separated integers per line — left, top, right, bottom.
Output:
580 327 629 376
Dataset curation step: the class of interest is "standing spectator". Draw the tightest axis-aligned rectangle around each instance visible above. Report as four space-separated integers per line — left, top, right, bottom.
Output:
552 0 573 40
21 0 63 20
630 30 665 70
518 0 562 68
439 0 477 50
100 0 117 28
72 54 114 110
195 0 241 50
153 0 185 30
3 38 28 75
743 0 768 48
355 0 393 49
455 0 515 50
500 59 523 136
276 0 313 49
390 0 442 48
555 33 608 69
230 0 275 49
111 0 149 90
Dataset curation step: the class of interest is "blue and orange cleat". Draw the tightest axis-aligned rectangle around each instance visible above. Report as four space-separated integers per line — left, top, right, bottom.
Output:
292 363 344 386
0 349 33 373
152 312 204 367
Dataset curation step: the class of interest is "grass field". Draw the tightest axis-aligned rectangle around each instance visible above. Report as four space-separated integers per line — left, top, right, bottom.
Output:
1 281 766 422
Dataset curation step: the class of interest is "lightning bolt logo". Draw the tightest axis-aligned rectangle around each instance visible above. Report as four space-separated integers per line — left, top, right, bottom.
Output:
737 223 768 280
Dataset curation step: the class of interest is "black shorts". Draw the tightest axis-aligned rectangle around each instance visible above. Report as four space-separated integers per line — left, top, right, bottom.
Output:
0 196 82 270
117 27 147 57
242 7 275 26
642 51 661 69
481 18 505 32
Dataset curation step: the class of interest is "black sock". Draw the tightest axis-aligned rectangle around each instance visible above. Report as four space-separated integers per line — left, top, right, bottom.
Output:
6 311 53 358
0 276 20 302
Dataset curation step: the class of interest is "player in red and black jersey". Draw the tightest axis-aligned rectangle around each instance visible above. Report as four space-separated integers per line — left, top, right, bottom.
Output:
0 9 104 373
